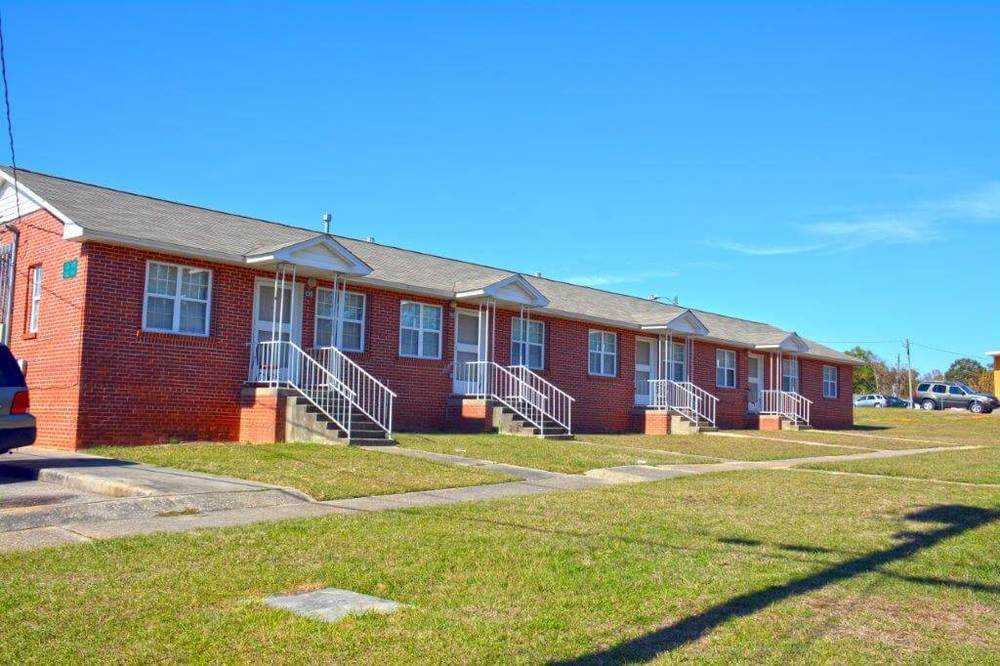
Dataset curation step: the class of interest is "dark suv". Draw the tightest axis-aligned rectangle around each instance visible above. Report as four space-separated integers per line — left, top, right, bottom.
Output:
914 381 998 414
0 345 35 453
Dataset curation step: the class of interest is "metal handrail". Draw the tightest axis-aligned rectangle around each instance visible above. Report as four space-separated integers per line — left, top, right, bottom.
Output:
648 379 719 427
464 360 549 435
253 340 355 437
307 346 397 436
761 389 812 424
507 365 575 434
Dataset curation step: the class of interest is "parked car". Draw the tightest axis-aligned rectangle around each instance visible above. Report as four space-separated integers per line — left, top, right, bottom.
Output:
854 394 887 408
0 345 35 453
914 381 998 414
884 395 910 408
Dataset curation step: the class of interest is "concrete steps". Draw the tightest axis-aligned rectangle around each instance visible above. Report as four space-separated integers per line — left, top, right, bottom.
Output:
285 395 392 445
491 401 573 440
669 414 717 435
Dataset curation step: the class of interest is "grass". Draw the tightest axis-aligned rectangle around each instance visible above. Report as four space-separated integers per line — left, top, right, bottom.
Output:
804 446 1000 485
90 441 514 501
580 433 864 461
3 468 999 662
394 433 710 473
852 408 1000 446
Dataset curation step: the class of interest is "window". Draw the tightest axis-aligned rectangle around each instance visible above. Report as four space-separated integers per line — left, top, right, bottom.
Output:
315 289 365 352
716 349 736 388
948 386 965 395
932 384 946 394
917 383 930 392
143 261 211 335
511 317 544 369
823 366 838 398
27 265 42 334
399 302 442 359
588 331 617 376
667 341 686 381
782 358 799 392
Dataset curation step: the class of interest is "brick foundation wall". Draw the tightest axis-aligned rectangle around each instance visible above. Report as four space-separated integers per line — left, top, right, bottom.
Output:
238 388 286 443
1 210 87 449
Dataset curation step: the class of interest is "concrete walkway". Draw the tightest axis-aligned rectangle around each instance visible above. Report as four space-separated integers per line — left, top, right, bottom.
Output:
1 443 981 553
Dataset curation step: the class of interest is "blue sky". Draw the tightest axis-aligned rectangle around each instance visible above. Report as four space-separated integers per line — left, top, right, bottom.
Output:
3 1 998 373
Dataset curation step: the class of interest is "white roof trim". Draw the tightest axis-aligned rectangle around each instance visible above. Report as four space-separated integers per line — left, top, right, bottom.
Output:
639 309 710 336
0 170 76 227
245 236 372 276
754 332 809 353
455 274 549 307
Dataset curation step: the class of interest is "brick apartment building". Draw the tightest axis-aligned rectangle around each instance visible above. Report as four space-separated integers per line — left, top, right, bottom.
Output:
0 167 859 450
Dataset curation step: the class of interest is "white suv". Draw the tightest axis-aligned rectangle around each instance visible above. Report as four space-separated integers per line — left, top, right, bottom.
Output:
854 394 887 408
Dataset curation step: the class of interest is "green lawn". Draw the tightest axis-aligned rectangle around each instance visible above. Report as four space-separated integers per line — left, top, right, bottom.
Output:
4 469 999 662
394 433 709 473
804 446 1000 485
852 409 1000 446
580 433 864 461
90 441 513 501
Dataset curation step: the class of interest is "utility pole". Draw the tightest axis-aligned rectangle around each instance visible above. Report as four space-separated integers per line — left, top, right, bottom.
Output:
895 353 901 397
904 339 914 408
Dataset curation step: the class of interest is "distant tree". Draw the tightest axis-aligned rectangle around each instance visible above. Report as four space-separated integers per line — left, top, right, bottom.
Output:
922 369 945 381
944 358 989 386
846 347 879 394
968 370 995 394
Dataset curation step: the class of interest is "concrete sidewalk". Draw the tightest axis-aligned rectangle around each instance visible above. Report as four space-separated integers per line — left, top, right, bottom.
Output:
2 443 980 553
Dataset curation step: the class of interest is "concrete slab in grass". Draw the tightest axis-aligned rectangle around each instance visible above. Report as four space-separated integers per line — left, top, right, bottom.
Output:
265 588 403 623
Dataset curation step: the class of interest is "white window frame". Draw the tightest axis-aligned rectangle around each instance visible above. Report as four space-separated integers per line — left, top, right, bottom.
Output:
314 288 366 352
399 301 443 360
141 260 213 336
716 349 737 388
588 330 617 377
823 365 838 399
782 358 800 393
511 317 544 370
668 340 686 381
28 265 42 334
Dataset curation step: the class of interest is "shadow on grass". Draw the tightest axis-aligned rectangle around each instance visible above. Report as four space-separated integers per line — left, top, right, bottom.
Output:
554 504 1000 664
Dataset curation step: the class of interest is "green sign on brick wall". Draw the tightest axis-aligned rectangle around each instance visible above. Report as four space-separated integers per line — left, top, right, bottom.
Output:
62 258 78 279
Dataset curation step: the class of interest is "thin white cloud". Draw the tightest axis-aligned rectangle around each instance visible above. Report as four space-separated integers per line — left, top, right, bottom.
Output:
715 241 825 256
564 269 678 287
718 181 999 255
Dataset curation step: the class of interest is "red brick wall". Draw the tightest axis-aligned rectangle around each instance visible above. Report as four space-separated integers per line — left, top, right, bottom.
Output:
2 222 852 446
238 388 286 442
486 309 637 433
1 210 87 449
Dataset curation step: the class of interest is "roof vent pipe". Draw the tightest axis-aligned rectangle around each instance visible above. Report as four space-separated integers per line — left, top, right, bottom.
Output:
322 212 332 235
366 236 375 243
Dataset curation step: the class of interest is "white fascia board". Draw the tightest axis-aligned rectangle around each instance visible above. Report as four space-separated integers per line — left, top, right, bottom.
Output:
639 310 709 336
246 236 373 276
64 227 246 265
0 171 76 227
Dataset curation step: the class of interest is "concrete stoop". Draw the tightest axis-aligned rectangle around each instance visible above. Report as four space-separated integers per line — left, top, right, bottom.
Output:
669 414 718 435
284 396 392 446
491 402 573 440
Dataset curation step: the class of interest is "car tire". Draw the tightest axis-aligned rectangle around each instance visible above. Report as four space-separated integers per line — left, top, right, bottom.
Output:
970 401 984 414
921 399 936 411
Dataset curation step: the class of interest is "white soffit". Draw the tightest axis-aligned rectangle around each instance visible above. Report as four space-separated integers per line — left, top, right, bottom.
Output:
755 332 809 353
245 236 373 276
455 274 549 307
640 309 710 336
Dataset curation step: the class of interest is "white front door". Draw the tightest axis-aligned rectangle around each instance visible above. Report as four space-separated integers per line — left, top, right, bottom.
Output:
251 278 304 382
634 337 658 406
453 310 485 394
747 354 763 413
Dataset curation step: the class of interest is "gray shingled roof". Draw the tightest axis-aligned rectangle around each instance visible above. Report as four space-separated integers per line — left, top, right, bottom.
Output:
4 167 856 364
